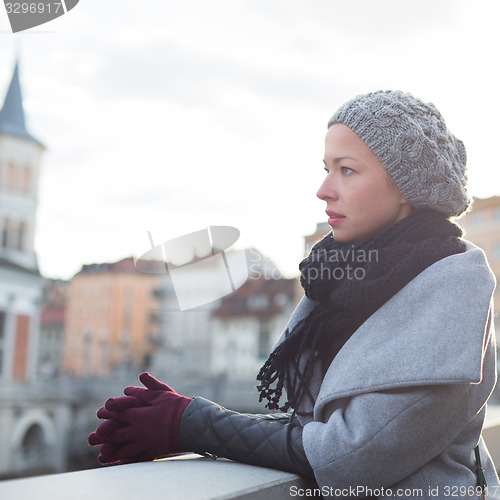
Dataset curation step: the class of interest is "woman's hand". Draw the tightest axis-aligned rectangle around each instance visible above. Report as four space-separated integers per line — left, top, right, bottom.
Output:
88 372 192 464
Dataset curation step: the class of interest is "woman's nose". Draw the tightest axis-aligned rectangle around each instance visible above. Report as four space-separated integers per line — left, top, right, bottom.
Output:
316 174 338 201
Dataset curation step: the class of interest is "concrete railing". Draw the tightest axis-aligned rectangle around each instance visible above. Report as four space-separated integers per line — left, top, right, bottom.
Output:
2 405 500 500
0 453 316 500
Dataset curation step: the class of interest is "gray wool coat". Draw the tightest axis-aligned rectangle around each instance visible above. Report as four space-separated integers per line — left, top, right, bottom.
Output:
278 242 499 499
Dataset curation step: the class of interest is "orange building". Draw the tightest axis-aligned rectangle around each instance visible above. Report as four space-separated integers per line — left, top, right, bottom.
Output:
63 257 161 376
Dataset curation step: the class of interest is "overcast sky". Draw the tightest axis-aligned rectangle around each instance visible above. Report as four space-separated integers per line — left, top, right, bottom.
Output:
1 0 499 280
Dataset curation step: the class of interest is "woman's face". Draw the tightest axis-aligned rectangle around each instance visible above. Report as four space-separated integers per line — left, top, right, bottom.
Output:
317 123 412 244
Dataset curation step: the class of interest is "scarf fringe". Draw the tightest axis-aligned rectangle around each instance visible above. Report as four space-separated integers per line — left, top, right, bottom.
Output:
257 210 465 413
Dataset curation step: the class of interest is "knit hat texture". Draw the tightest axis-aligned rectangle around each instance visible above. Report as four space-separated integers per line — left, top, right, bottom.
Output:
328 90 470 217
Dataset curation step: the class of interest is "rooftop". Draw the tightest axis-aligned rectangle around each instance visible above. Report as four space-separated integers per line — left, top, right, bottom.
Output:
213 276 297 318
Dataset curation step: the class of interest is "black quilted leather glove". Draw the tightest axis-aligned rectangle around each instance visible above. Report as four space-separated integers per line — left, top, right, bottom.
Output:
179 397 314 479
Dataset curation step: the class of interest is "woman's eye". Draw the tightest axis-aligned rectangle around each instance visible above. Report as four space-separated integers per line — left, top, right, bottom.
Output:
341 167 354 175
323 166 329 174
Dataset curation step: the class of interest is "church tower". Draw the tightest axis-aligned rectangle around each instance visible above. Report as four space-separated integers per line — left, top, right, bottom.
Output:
0 61 44 270
0 61 45 382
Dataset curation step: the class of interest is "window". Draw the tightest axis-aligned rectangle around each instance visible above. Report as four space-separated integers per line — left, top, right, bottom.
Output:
22 166 30 193
17 220 26 251
1 218 9 249
0 219 27 251
7 162 15 189
248 293 269 311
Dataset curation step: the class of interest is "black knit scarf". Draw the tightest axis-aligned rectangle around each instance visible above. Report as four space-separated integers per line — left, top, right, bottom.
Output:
256 210 465 414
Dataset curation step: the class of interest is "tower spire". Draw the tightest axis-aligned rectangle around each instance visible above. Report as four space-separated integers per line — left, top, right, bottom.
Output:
0 61 42 145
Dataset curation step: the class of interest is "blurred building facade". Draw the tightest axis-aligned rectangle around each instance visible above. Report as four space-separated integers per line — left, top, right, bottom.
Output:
148 248 296 410
149 248 275 378
39 279 68 378
0 62 44 383
459 196 500 330
63 257 161 376
211 274 297 382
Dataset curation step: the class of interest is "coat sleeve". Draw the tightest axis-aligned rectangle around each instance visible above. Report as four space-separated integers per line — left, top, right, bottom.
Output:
302 382 475 492
179 397 314 478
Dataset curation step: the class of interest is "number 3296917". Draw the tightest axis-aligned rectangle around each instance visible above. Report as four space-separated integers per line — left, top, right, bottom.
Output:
5 3 63 14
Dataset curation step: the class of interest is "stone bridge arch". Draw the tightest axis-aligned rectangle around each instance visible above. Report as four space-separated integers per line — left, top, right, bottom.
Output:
10 408 58 476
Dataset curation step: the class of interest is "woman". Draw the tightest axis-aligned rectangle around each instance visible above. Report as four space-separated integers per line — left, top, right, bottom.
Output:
89 91 499 499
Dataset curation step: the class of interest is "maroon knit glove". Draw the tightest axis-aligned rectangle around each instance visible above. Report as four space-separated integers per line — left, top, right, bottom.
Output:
88 373 192 464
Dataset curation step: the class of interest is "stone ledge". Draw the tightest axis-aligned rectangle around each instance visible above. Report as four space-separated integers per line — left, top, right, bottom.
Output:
0 454 316 500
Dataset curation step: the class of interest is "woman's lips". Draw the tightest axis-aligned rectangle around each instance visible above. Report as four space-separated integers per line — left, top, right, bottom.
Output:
328 216 345 226
326 211 345 227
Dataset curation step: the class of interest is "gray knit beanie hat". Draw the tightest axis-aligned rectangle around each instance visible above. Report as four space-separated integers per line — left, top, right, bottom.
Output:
328 90 470 218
